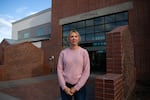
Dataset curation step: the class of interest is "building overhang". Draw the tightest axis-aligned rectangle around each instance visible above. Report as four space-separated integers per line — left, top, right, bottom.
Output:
59 1 133 25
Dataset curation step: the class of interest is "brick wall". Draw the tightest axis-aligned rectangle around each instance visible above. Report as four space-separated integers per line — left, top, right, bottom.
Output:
95 25 136 100
106 25 136 99
95 74 123 100
0 44 2 65
0 42 46 81
129 0 150 80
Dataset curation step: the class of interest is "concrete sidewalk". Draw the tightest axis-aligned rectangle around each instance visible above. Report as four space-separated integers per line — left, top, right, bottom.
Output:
0 74 95 100
0 92 20 100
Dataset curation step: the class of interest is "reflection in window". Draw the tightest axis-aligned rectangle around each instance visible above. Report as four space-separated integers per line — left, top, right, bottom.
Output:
86 34 95 41
86 20 94 26
105 14 115 23
63 31 70 37
95 25 105 33
80 35 85 41
116 21 128 27
86 26 94 34
70 23 77 29
63 24 70 31
95 33 105 40
63 36 68 48
77 28 85 35
105 23 116 32
76 21 85 28
94 17 104 25
116 12 128 21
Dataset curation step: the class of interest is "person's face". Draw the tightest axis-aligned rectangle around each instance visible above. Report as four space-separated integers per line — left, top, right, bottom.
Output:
69 32 80 46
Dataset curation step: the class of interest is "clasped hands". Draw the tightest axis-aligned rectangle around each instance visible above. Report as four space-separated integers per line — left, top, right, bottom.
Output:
64 87 76 96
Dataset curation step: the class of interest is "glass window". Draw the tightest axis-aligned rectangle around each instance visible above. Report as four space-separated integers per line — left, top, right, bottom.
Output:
62 12 128 47
37 28 44 36
86 26 94 34
86 34 95 41
80 35 85 41
116 21 128 27
18 33 22 40
86 19 94 26
105 23 116 32
76 21 85 28
95 25 105 33
63 36 68 47
94 17 104 25
105 14 115 23
24 32 30 38
63 31 69 37
116 12 128 21
95 33 105 40
70 23 77 29
63 24 70 31
77 28 85 35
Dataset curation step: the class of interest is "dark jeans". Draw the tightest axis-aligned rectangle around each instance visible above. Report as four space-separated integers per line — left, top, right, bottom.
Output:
60 83 86 100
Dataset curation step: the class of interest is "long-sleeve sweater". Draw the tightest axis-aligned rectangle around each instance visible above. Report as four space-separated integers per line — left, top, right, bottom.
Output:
57 47 90 91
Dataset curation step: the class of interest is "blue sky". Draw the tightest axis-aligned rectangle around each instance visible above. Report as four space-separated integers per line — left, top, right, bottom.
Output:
0 0 52 42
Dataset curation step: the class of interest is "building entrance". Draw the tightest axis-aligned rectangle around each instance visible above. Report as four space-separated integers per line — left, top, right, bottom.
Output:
88 50 106 73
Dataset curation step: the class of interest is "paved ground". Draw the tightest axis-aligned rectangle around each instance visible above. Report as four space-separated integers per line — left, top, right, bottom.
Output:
0 74 95 100
0 73 150 100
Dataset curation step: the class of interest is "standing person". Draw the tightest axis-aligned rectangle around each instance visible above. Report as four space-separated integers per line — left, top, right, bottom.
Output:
57 30 90 100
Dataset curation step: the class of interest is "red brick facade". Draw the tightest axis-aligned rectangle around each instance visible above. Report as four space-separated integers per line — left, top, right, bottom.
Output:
0 0 149 99
95 25 136 100
50 0 150 80
0 42 47 81
95 74 123 100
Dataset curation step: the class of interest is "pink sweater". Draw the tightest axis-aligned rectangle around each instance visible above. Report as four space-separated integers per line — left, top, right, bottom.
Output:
57 47 90 91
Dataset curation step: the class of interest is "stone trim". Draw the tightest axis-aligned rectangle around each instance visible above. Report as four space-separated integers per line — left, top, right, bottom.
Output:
59 1 133 25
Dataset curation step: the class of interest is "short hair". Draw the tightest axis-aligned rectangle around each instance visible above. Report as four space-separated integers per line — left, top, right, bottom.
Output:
67 30 81 41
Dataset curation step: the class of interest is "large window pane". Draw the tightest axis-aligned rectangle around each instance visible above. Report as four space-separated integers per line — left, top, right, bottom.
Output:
105 15 115 23
24 32 30 38
63 36 68 47
76 21 85 28
116 21 128 27
77 28 85 35
63 24 70 31
86 26 94 34
116 12 128 21
70 23 77 29
80 35 85 41
18 33 22 40
95 33 105 40
37 28 44 36
105 23 116 32
86 19 94 26
94 17 104 25
63 31 69 37
95 25 105 33
86 34 95 41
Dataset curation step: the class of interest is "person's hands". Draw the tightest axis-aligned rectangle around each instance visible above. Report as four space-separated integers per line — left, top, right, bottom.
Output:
70 88 77 94
64 87 73 96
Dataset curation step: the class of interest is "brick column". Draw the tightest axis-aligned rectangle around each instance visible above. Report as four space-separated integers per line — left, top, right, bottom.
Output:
95 74 123 100
95 25 136 100
106 31 122 74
